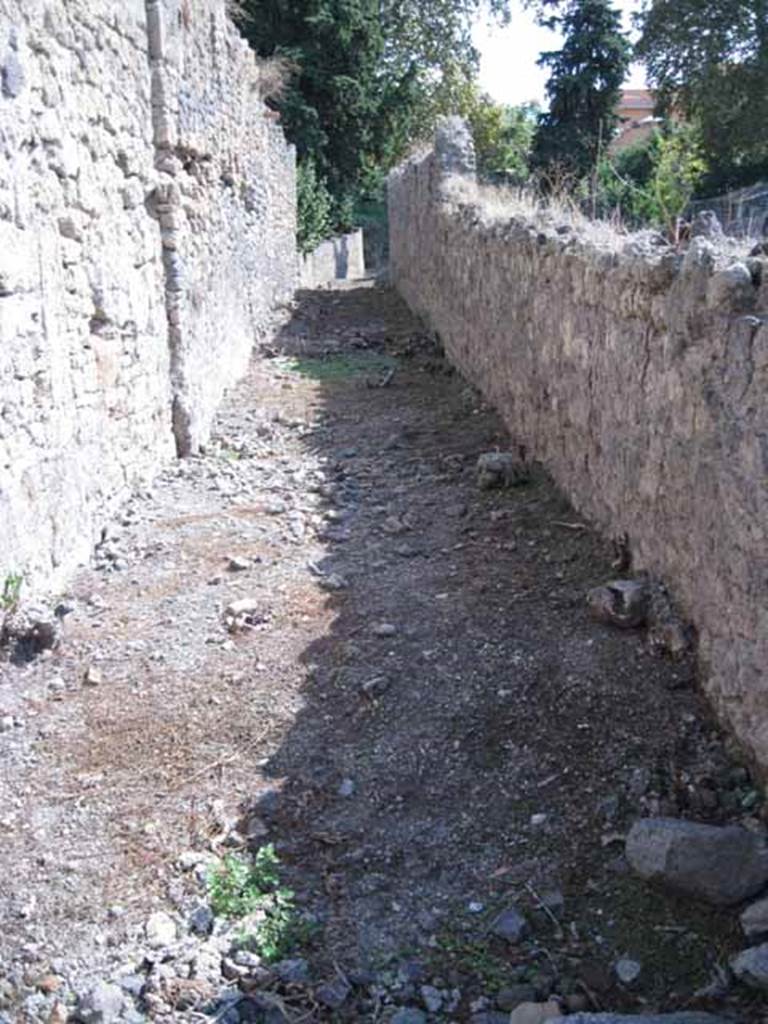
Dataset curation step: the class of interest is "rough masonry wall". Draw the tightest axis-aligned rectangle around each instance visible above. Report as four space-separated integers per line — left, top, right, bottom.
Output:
389 120 768 771
147 0 296 453
0 0 296 596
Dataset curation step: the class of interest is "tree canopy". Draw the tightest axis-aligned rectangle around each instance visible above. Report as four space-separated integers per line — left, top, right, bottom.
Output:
635 0 768 190
531 0 630 180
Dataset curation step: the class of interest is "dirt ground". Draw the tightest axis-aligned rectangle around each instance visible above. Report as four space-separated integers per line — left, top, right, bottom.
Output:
0 281 763 1023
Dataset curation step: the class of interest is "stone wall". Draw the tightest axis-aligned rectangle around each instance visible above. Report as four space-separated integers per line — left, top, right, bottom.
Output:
0 0 296 596
299 229 366 288
389 119 768 771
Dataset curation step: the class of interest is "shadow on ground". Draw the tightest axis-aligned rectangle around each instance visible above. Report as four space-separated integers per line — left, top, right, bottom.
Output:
237 282 754 1019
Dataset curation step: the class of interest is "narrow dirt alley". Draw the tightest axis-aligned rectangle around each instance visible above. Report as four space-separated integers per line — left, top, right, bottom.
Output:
0 282 761 1023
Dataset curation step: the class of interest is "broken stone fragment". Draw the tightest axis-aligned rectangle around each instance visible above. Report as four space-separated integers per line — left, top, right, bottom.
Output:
490 905 529 943
564 1015 729 1023
730 942 768 991
477 451 530 490
740 894 768 938
587 579 649 629
145 910 177 948
223 598 268 632
625 817 768 905
508 1002 562 1024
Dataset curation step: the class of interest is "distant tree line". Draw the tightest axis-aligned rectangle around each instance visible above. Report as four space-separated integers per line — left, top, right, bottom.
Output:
234 0 768 248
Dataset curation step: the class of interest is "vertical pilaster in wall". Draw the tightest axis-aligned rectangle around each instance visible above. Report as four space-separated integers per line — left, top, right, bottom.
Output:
143 0 194 456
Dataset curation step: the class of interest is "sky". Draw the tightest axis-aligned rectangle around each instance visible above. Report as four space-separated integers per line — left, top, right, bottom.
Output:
472 0 647 107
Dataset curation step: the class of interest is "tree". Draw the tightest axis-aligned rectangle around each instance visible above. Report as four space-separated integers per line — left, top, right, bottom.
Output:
591 123 707 232
635 0 768 191
531 0 630 180
236 0 513 239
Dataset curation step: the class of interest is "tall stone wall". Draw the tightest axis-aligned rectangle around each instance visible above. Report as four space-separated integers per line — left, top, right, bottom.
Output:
0 0 296 596
389 119 768 771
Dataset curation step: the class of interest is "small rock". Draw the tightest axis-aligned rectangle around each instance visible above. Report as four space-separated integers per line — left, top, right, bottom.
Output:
490 905 529 943
338 778 355 798
565 1015 730 1023
372 622 397 637
76 981 124 1024
420 984 443 1012
145 911 177 948
36 975 61 994
0 716 13 733
227 556 251 572
477 451 530 489
225 598 262 617
530 813 548 827
316 977 351 1008
189 904 214 936
390 1010 427 1024
273 958 310 984
49 1002 68 1024
509 1001 562 1024
731 942 768 991
318 573 348 592
741 894 768 938
587 580 649 629
83 665 103 687
233 949 263 969
615 958 641 985
117 975 145 998
625 817 768 905
497 984 537 1011
361 676 390 698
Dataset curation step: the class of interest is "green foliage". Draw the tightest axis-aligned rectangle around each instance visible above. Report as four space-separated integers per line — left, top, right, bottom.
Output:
650 124 708 230
296 159 333 254
532 0 630 180
207 846 311 963
592 124 707 232
1 573 23 613
235 0 512 244
635 0 768 191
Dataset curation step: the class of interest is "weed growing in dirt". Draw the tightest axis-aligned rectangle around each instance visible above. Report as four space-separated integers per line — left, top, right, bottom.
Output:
207 845 313 962
284 352 396 381
1 573 22 613
433 934 514 990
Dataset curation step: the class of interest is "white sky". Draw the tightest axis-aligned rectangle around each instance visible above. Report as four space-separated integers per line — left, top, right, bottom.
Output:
472 0 647 107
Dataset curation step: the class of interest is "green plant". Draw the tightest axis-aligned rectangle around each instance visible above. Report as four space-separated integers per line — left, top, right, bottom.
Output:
650 123 707 235
207 845 312 962
1 573 23 613
296 159 333 254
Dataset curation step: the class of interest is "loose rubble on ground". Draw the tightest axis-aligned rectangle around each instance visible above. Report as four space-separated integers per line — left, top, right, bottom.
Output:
0 282 766 1023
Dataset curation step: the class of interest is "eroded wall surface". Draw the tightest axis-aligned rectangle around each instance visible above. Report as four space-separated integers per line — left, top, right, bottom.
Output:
0 0 296 595
389 119 768 770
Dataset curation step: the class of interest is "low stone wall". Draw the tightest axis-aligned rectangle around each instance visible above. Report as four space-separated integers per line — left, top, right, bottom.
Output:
299 229 365 288
389 119 768 771
0 0 296 596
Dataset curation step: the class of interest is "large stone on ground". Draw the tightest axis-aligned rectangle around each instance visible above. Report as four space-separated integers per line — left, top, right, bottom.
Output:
477 451 529 489
730 942 768 991
740 895 768 938
509 1001 562 1024
625 817 768 905
75 982 125 1024
565 1015 730 1023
